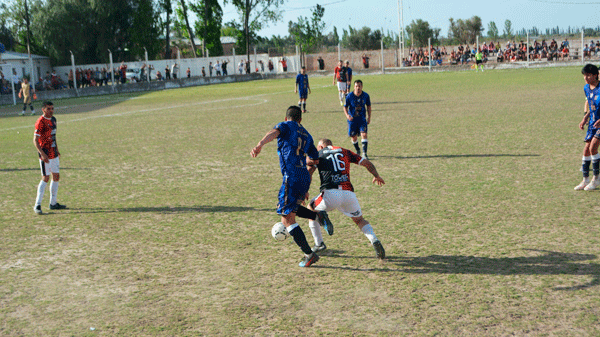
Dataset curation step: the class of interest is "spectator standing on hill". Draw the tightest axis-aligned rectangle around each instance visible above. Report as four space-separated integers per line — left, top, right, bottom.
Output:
165 65 171 79
68 70 74 89
222 60 228 76
18 77 35 116
119 61 127 84
280 58 288 72
250 106 333 268
575 64 600 191
202 67 206 77
362 54 369 68
317 56 325 70
295 66 311 113
186 67 191 78
344 79 372 159
215 60 221 76
32 101 66 215
208 62 213 77
333 60 348 106
268 60 274 72
172 63 179 79
306 138 386 259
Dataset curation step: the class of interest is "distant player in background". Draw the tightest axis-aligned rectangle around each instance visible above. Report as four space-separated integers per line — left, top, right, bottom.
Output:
345 60 353 89
251 106 333 267
32 101 66 214
307 138 386 259
18 77 35 116
295 66 311 113
475 49 484 72
333 60 348 106
344 79 372 159
575 64 600 190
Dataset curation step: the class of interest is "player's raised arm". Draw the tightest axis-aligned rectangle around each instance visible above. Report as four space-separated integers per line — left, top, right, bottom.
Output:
251 128 280 157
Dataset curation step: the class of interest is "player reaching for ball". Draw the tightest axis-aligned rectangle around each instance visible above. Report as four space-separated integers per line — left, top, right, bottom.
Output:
575 64 600 191
307 138 386 260
251 106 334 267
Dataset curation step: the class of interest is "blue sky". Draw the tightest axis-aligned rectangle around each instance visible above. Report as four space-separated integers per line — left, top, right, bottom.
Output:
220 0 600 38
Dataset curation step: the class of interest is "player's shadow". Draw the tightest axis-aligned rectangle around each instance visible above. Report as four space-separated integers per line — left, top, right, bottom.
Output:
372 100 444 105
0 167 89 172
71 205 272 214
373 154 540 160
316 249 599 291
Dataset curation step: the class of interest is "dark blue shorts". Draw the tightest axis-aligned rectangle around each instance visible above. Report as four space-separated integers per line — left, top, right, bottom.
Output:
585 128 600 142
299 90 308 99
277 175 311 215
348 118 368 137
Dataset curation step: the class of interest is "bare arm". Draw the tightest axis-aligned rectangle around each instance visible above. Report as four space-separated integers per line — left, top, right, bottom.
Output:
360 158 385 186
251 128 280 157
344 105 352 121
366 104 372 124
581 101 590 130
33 134 49 163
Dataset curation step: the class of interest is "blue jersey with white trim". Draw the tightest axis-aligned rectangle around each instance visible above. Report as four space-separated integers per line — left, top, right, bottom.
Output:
585 84 600 129
275 121 319 178
345 91 371 119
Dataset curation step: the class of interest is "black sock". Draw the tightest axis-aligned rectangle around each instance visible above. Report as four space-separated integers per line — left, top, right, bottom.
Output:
296 205 316 220
583 159 591 178
288 225 313 255
353 141 360 153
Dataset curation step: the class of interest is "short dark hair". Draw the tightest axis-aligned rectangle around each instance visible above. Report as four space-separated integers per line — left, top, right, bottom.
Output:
42 100 53 108
354 79 363 86
286 106 302 122
582 64 599 76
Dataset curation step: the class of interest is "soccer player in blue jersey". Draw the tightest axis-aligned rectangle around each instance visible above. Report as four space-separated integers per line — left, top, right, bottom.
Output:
295 66 311 113
251 106 333 267
344 79 372 159
575 64 600 190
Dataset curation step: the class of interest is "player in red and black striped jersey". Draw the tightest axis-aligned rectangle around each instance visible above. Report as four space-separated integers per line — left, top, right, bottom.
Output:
32 101 66 214
307 138 386 259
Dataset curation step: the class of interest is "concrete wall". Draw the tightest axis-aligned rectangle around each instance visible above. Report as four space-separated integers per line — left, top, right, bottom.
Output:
0 71 297 106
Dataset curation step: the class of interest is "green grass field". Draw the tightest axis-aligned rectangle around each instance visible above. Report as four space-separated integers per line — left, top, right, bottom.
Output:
1 66 600 336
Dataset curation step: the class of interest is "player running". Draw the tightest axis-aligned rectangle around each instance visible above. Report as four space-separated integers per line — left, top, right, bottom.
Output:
333 60 348 106
344 79 372 159
295 66 311 113
251 106 333 267
307 138 386 259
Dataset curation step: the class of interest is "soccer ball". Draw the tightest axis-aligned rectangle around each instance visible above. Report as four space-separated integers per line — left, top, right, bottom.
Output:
271 222 289 241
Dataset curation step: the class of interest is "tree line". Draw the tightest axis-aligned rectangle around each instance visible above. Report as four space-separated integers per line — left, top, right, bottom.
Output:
0 0 596 66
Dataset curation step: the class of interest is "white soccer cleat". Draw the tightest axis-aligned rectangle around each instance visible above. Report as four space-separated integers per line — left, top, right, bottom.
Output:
584 178 600 191
575 178 590 190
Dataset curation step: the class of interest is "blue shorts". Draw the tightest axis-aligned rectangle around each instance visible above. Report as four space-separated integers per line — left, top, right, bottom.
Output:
299 89 308 99
348 118 368 137
585 128 600 142
277 174 311 215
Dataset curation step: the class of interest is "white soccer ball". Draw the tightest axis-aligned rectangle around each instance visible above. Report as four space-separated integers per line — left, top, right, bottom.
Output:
271 222 289 241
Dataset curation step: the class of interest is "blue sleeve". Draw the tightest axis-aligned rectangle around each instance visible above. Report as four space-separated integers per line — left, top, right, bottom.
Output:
306 139 319 160
296 75 300 84
275 122 288 138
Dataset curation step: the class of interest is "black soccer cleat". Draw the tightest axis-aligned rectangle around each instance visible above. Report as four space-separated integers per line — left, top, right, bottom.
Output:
317 211 334 236
299 252 320 267
373 240 385 260
49 203 67 210
33 205 42 215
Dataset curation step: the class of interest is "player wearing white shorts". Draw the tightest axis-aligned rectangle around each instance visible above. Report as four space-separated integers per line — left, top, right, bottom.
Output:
33 101 66 214
333 60 349 106
307 138 386 259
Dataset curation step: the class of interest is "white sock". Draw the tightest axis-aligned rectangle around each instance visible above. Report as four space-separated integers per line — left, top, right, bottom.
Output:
309 220 324 246
361 223 378 244
35 180 47 206
50 180 59 205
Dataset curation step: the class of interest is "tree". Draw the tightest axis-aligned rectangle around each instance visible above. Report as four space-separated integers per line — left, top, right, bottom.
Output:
230 0 285 60
406 19 439 47
175 0 198 57
504 19 513 40
448 16 483 44
190 0 223 56
159 0 173 58
288 4 325 58
487 21 499 40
